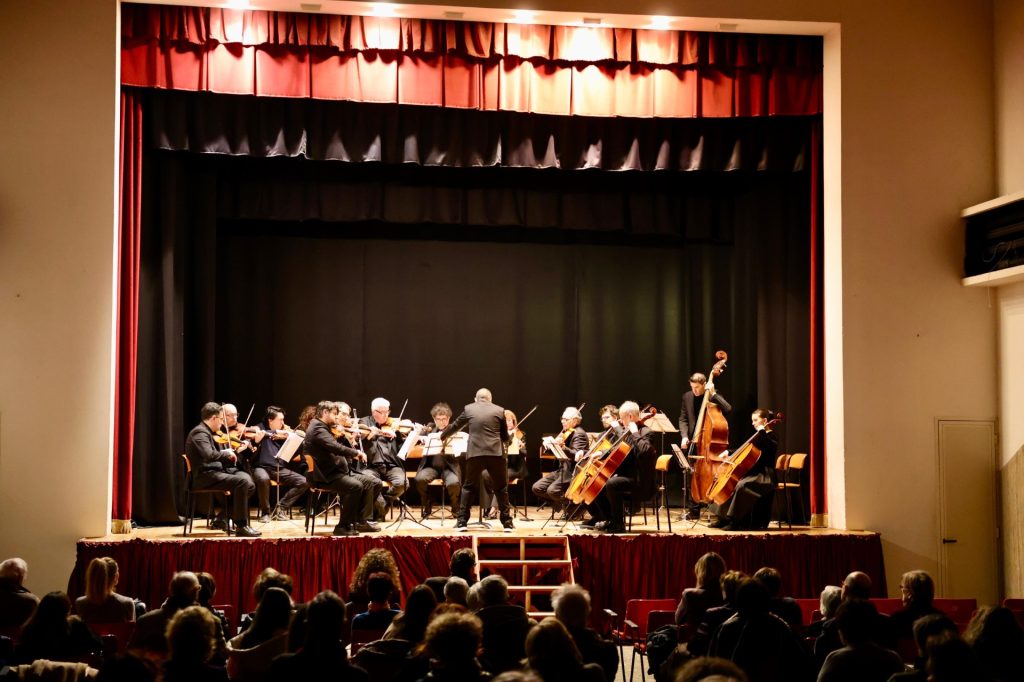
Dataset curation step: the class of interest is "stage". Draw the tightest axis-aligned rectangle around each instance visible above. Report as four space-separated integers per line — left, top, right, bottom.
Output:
69 509 884 621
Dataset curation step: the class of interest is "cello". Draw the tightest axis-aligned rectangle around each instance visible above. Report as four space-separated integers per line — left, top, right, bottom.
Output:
705 413 783 505
688 351 730 504
566 406 657 506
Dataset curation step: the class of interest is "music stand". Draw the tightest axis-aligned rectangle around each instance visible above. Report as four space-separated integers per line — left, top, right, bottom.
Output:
257 433 306 530
646 413 679 526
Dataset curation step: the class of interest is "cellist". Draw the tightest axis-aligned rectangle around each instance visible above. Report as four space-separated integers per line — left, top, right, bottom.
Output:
582 401 656 533
708 408 778 530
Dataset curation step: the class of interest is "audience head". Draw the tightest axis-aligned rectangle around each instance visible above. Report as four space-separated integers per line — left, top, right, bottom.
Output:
240 586 292 648
819 585 842 619
450 548 477 584
422 611 484 667
925 632 980 681
552 583 591 629
965 605 1023 645
166 605 219 665
391 584 437 644
367 572 396 605
196 571 217 606
444 577 469 606
252 567 293 602
23 591 73 638
306 590 347 646
285 602 309 653
913 613 958 657
720 570 747 605
841 571 872 601
835 598 880 647
695 552 727 591
85 556 119 603
733 578 770 617
0 557 29 585
676 656 748 682
169 571 201 604
477 575 510 607
493 672 543 682
350 548 401 597
526 617 583 675
752 567 783 598
898 570 935 609
467 583 482 611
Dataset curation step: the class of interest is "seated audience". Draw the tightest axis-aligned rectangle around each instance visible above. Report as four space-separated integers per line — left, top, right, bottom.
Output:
443 577 469 607
163 606 228 682
805 585 841 639
963 605 1023 682
239 568 293 632
686 570 746 657
524 617 606 682
351 573 402 632
96 652 158 681
888 613 958 681
269 590 369 679
923 632 984 682
0 557 39 630
384 584 437 644
753 567 803 635
195 572 229 662
814 571 893 668
889 571 944 642
675 553 726 627
348 549 402 618
425 548 477 602
129 571 200 654
676 656 749 682
227 586 292 682
817 599 903 682
551 583 617 681
75 557 136 624
475 575 536 675
416 611 490 682
709 578 807 681
492 673 542 682
13 591 102 665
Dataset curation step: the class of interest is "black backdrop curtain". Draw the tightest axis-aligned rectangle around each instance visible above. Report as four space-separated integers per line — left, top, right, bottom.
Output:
133 141 810 523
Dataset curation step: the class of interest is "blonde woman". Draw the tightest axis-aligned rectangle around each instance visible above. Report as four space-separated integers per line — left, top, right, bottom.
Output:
74 557 136 623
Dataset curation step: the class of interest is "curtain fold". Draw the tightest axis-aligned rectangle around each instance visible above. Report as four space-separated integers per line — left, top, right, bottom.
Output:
121 4 822 117
112 91 143 529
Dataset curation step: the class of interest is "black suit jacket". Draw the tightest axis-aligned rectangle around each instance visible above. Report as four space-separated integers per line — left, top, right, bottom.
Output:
556 426 592 481
185 423 236 474
678 391 733 438
302 418 363 480
441 400 509 459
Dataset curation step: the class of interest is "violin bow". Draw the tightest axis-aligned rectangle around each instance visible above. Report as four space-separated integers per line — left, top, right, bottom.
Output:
516 404 540 429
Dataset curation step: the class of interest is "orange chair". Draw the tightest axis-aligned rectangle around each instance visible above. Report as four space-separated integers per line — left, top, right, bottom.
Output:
608 598 677 682
303 455 342 535
181 454 232 536
793 598 821 626
654 454 674 532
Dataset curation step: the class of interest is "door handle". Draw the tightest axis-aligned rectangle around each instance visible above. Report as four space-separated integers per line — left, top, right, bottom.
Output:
942 538 958 544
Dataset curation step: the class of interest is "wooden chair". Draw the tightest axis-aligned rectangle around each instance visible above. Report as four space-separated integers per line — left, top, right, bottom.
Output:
776 453 807 527
303 455 340 535
654 454 674 532
774 454 792 528
181 454 231 536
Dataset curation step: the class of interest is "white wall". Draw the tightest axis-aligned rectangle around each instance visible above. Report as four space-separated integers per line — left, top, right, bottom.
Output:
0 1 118 593
995 0 1024 195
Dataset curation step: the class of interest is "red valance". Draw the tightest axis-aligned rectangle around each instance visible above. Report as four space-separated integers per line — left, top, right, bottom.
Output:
121 4 822 118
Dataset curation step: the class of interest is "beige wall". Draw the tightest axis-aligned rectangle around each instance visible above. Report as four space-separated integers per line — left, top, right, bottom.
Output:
995 0 1024 194
0 1 118 593
0 0 1007 599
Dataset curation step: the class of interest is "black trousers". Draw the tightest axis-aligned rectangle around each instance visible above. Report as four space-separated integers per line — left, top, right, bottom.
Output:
532 470 570 512
193 468 255 525
253 465 309 512
459 456 510 523
587 474 638 527
366 464 409 498
322 472 379 524
414 467 461 510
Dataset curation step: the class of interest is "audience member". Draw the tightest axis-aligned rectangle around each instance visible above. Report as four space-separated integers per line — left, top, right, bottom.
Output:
753 567 803 635
195 572 229 662
129 571 200 654
805 586 841 639
425 548 478 602
814 571 892 668
75 557 135 624
889 571 943 642
524 617 606 682
227 586 292 682
551 583 617 681
239 568 293 631
963 605 1023 682
13 591 102 666
817 599 903 682
493 672 542 682
888 614 958 682
923 632 985 682
709 578 807 681
416 611 490 682
95 652 158 681
352 572 402 632
384 584 437 644
675 656 748 682
675 553 726 627
475 575 536 675
686 570 746 657
348 549 402 617
284 602 309 654
0 557 38 630
162 605 228 682
443 577 469 607
467 582 482 611
269 590 369 679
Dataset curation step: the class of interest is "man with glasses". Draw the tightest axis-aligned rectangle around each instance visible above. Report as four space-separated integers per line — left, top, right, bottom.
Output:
414 402 462 518
533 406 589 516
360 397 410 519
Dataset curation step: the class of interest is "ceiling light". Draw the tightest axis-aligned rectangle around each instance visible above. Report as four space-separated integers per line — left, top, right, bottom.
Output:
225 0 251 8
370 2 398 16
512 9 535 24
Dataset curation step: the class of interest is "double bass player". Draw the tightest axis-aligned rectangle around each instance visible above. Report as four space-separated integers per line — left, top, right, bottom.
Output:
679 372 732 518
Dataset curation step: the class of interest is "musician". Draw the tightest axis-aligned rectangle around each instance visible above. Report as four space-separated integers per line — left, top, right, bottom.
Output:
440 388 513 532
599 405 619 430
221 403 257 460
583 401 656 533
359 398 410 516
678 373 733 448
482 409 529 519
302 400 381 536
709 408 778 530
250 406 309 523
414 402 462 518
184 402 260 537
532 407 589 514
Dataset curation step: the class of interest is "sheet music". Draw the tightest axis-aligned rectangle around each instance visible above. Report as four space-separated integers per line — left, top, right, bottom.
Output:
421 432 468 457
671 443 692 471
541 436 569 460
277 432 303 462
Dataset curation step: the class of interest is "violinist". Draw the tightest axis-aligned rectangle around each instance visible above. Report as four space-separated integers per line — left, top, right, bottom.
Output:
481 409 529 519
583 401 656 533
184 402 260 537
221 403 257 462
302 400 380 536
250 406 308 523
708 408 778 530
414 402 462 519
359 397 410 518
678 373 732 448
532 407 588 515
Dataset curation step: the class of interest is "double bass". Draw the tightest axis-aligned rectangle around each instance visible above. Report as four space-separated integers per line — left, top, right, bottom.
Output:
705 413 783 505
688 351 730 504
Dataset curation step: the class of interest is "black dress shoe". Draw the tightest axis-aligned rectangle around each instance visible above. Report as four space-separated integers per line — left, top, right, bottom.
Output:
209 517 229 531
353 521 381 533
333 523 357 536
234 525 262 538
709 517 731 529
580 519 598 529
603 523 626 533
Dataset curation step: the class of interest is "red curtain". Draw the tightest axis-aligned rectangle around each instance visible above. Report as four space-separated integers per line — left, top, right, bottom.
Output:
70 533 883 620
120 4 822 118
112 91 142 526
